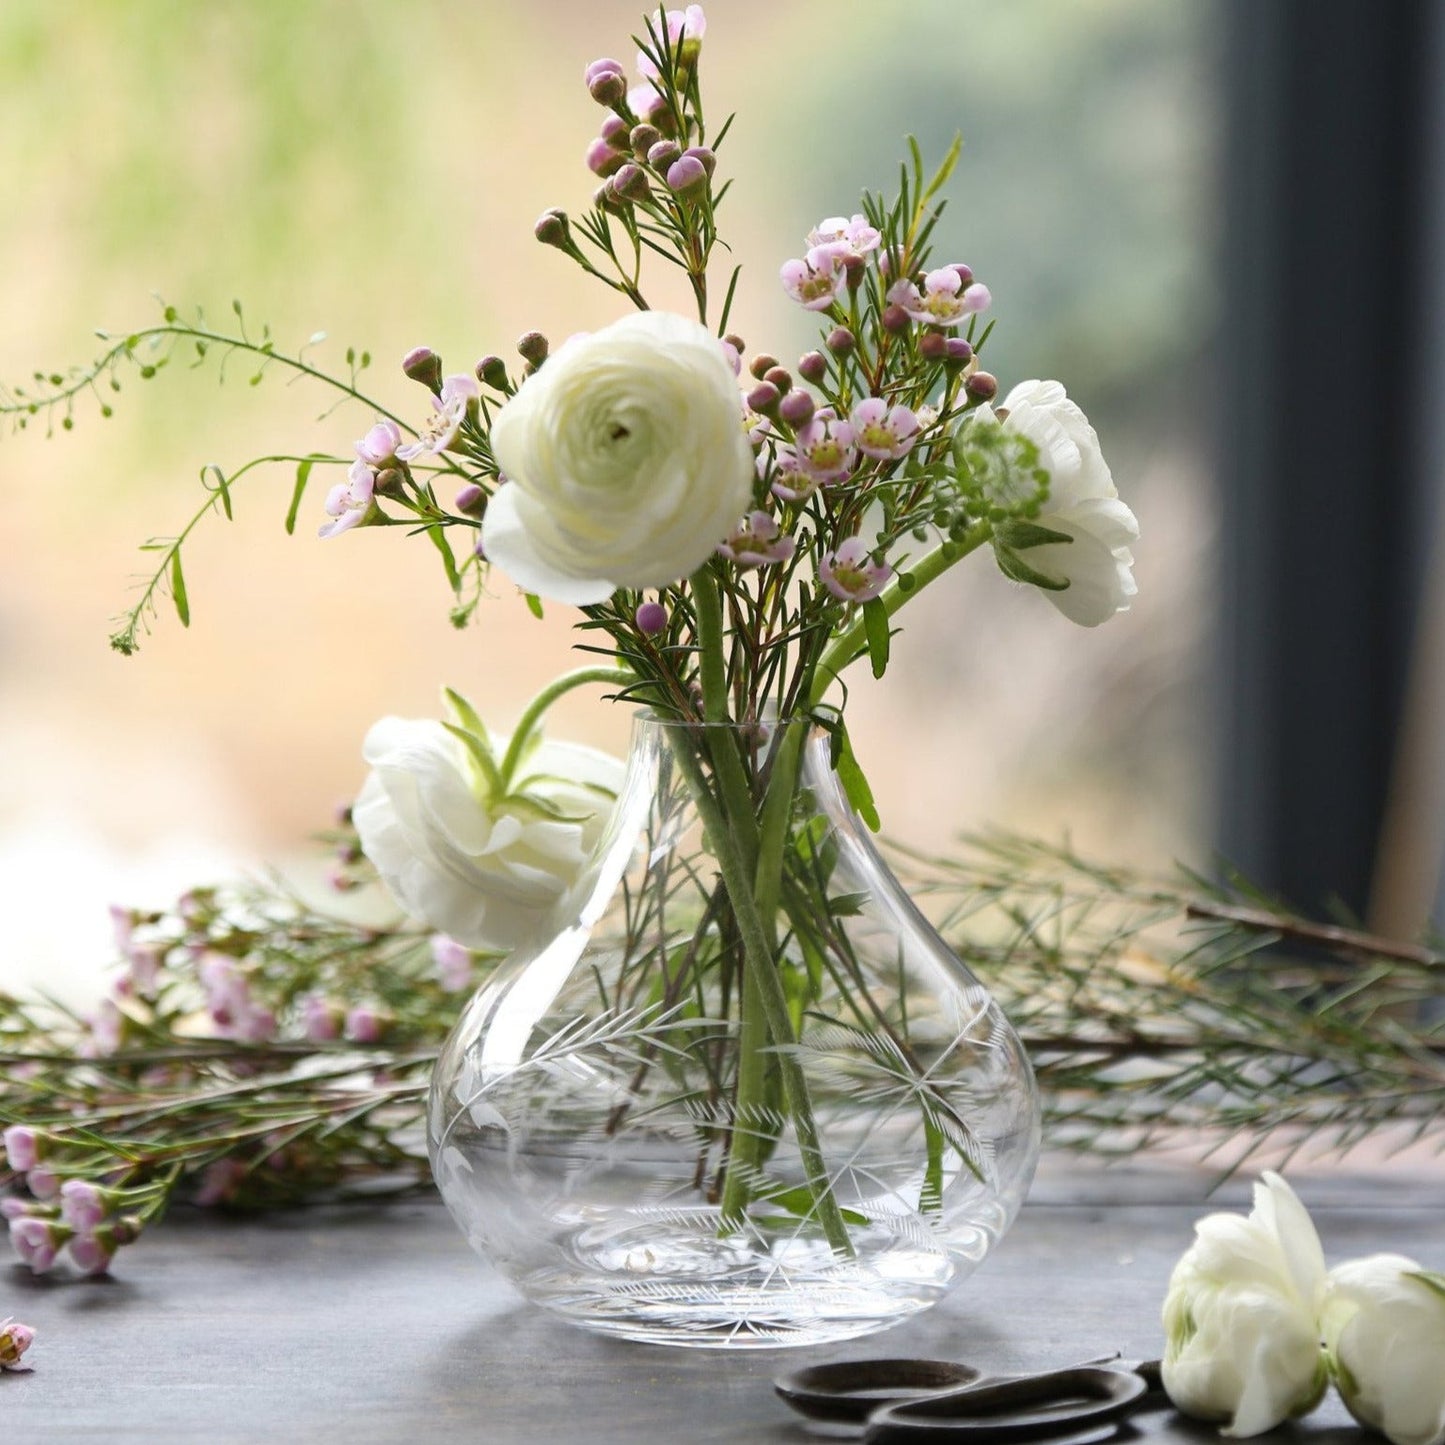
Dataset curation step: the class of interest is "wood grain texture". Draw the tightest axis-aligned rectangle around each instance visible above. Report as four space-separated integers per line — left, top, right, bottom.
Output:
3 1159 1440 1443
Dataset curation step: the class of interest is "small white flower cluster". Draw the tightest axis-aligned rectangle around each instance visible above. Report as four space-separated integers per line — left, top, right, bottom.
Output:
1162 1173 1445 1444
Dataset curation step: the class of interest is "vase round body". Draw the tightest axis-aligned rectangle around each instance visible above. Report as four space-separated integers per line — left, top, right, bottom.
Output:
428 715 1041 1348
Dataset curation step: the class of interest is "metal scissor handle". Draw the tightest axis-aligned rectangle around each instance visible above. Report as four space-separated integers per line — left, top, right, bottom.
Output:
773 1358 986 1424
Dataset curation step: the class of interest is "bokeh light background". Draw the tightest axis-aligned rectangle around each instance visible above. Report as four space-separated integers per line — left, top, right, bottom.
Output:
0 0 1219 999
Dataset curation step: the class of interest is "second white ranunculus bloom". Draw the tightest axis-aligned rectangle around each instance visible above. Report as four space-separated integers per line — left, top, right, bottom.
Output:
353 708 625 952
1161 1172 1328 1437
984 378 1139 627
482 309 755 605
1323 1254 1445 1445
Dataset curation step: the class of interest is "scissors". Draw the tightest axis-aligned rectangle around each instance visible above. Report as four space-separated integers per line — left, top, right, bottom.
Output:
773 1356 1163 1443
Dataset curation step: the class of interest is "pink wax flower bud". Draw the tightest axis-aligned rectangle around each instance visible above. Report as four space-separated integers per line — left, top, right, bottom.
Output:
110 1215 142 1246
635 600 668 636
9 1216 69 1274
826 327 856 356
951 263 975 288
454 483 484 516
534 209 569 249
300 992 342 1043
586 137 625 178
719 338 741 376
233 1005 278 1044
516 331 550 367
344 1005 387 1044
749 353 779 380
778 390 815 427
60 1179 109 1232
588 69 627 107
746 381 780 415
945 337 974 364
3 1125 40 1173
965 370 998 401
402 346 443 392
630 123 661 158
68 1232 115 1276
919 330 948 362
584 56 625 88
26 1168 60 1202
600 114 631 149
647 138 682 170
881 303 912 334
1 1197 38 1220
763 366 793 395
194 1158 248 1208
682 146 716 177
125 941 164 999
666 154 708 195
429 934 474 993
613 163 652 203
0 1317 34 1369
476 355 509 391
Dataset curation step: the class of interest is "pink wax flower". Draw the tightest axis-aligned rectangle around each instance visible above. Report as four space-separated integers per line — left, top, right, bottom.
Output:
850 397 920 460
25 1168 60 1202
666 155 708 194
767 448 823 504
0 1317 34 1370
716 511 796 568
585 136 626 177
1 1198 37 1221
300 992 342 1042
9 1216 69 1274
355 419 403 468
344 1004 387 1044
780 244 850 312
584 57 625 88
806 213 881 257
396 374 479 463
627 82 668 126
886 268 991 328
793 412 856 482
820 537 892 603
60 1179 109 1232
429 934 474 993
318 459 376 540
125 941 164 999
68 1232 115 1276
232 1004 278 1044
3 1125 39 1173
79 997 124 1058
109 903 137 953
638 5 706 79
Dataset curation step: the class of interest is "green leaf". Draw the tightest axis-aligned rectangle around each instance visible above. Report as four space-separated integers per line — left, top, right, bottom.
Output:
994 543 1069 592
835 728 881 832
760 1185 868 1228
994 519 1073 551
525 593 544 620
1408 1269 1445 1301
441 721 505 797
442 687 490 745
862 597 891 680
169 551 190 627
426 525 462 595
285 458 314 536
203 463 232 521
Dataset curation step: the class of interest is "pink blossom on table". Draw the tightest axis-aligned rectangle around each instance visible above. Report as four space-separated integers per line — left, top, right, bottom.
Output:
300 992 342 1043
819 537 892 603
79 997 124 1058
194 1158 248 1208
25 1168 60 1202
780 243 850 312
231 1004 278 1044
806 213 882 257
317 459 376 540
637 5 706 79
3 1125 39 1173
793 412 856 482
396 374 479 463
716 511 796 568
355 419 403 468
344 1004 386 1044
9 1216 68 1274
1 1198 38 1221
60 1180 109 1233
886 268 992 327
850 397 919 460
198 956 273 1041
429 933 474 993
68 1232 115 1276
0 1317 34 1369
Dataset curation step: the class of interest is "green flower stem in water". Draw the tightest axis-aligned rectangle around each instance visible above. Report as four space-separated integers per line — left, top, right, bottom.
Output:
689 566 855 1256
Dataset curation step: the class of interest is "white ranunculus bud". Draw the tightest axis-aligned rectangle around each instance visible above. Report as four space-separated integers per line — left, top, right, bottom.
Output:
352 715 625 952
1161 1172 1328 1438
1323 1254 1445 1445
482 310 755 605
988 378 1139 627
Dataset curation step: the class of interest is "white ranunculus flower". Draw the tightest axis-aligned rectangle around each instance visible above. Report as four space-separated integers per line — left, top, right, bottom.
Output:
991 378 1139 627
1161 1172 1328 1438
1323 1254 1445 1445
352 715 625 952
482 310 755 605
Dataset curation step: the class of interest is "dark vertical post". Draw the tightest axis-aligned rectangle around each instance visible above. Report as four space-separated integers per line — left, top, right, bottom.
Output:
1216 0 1437 918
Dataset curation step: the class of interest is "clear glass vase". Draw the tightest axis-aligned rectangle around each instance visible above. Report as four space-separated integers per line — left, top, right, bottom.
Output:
428 714 1041 1348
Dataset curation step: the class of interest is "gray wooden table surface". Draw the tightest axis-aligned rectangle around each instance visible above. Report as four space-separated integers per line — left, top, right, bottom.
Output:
3 1157 1440 1443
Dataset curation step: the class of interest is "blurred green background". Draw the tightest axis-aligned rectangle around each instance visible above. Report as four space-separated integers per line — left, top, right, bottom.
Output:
0 0 1219 994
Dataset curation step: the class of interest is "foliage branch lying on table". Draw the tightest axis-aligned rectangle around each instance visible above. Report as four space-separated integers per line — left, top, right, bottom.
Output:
3 833 1442 1276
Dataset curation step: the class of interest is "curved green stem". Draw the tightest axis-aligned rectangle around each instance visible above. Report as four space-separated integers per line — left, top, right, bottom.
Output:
808 523 991 706
499 666 635 786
